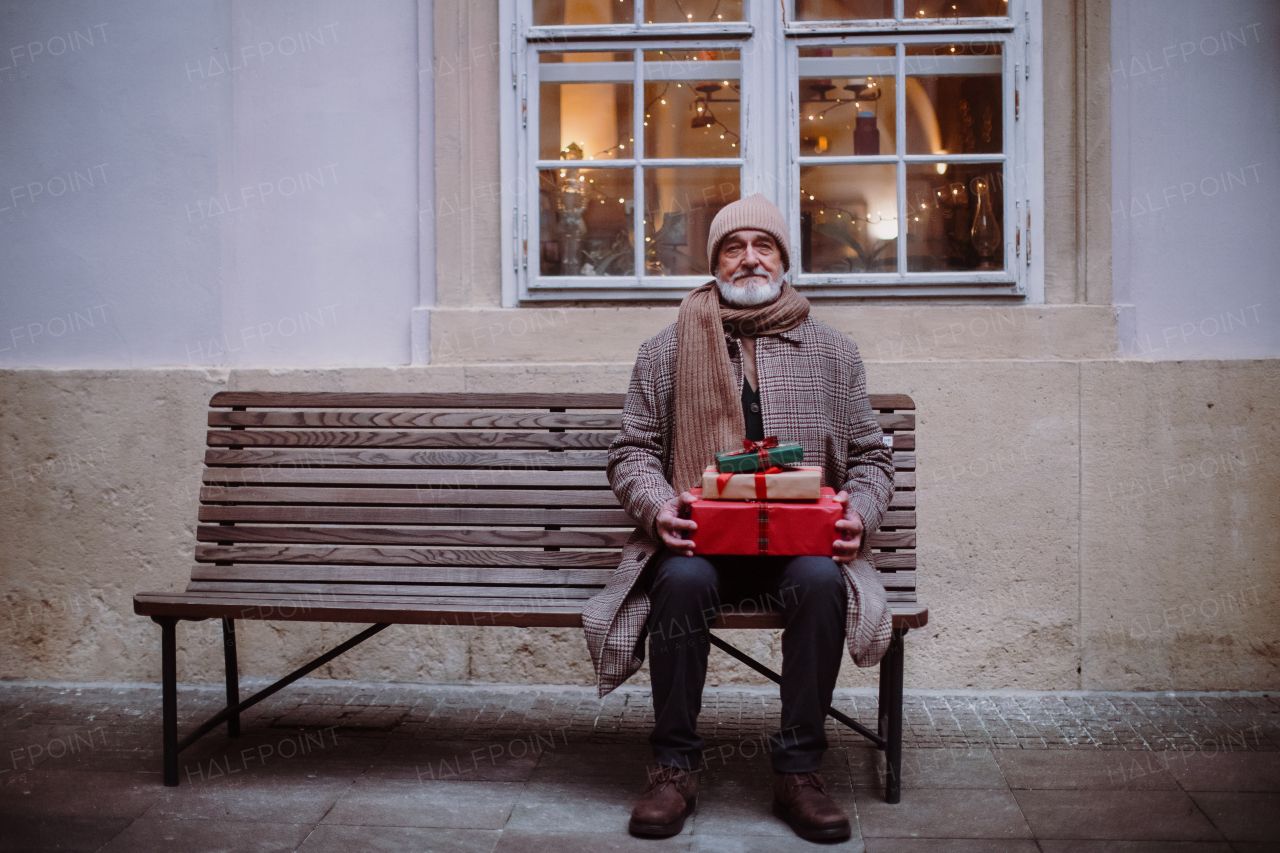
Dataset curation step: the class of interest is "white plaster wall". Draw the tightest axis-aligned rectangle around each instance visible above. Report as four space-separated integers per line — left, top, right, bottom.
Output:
1111 0 1280 359
0 0 419 368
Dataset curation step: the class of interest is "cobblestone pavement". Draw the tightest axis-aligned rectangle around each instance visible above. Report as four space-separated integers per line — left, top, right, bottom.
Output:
3 681 1278 852
2 680 1276 753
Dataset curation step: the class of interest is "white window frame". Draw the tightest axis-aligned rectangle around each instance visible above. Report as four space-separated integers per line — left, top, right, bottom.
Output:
500 0 1043 304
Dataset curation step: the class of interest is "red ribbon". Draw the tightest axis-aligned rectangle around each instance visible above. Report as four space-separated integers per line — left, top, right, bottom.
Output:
715 466 782 499
755 470 768 501
739 436 779 471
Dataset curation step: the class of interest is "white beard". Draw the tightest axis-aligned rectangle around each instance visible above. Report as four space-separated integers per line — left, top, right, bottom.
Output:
715 268 784 307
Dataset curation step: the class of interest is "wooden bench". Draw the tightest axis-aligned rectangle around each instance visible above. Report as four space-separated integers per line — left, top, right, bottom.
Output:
134 391 925 800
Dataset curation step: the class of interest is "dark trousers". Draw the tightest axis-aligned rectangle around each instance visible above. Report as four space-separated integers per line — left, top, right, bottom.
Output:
645 551 847 774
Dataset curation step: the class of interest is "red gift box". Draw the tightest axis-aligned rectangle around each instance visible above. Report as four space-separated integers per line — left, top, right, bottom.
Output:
688 487 842 557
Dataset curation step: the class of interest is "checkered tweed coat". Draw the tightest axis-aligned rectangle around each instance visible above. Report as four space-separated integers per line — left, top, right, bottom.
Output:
582 316 896 696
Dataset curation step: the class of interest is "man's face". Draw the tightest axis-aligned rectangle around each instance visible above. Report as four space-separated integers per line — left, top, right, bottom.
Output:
714 229 785 307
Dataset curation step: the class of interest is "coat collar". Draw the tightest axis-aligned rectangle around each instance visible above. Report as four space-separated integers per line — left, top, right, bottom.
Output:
724 316 810 346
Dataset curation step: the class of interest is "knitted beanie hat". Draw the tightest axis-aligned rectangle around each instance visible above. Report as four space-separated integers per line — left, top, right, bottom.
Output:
706 193 791 274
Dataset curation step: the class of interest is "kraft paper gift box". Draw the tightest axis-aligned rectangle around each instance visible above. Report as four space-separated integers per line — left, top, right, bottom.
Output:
699 465 822 501
688 487 842 557
714 439 804 474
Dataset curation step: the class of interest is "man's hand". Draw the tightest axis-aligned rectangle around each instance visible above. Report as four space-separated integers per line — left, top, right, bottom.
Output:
832 491 865 564
656 491 698 557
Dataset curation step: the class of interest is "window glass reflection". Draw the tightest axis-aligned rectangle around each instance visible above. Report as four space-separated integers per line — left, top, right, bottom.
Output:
645 0 742 23
800 164 898 273
798 47 896 157
643 50 741 159
905 43 1002 155
905 0 1009 20
539 168 635 276
795 0 894 20
642 167 741 275
534 0 634 26
906 162 1004 271
539 52 634 162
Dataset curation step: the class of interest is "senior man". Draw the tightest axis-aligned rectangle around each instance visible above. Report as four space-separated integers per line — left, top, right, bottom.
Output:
581 194 895 842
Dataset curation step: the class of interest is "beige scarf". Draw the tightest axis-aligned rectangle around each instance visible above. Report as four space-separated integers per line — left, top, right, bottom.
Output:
672 281 811 493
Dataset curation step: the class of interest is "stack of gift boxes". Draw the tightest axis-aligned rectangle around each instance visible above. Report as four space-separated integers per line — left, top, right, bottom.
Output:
689 438 842 557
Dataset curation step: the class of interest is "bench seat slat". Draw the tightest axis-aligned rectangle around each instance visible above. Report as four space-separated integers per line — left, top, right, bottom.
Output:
194 544 622 568
134 591 928 629
201 469 611 488
200 486 623 507
877 413 915 430
197 506 637 526
207 429 615 450
868 395 915 410
135 591 586 627
195 525 911 549
196 525 633 548
871 552 915 570
204 449 610 469
867 531 917 548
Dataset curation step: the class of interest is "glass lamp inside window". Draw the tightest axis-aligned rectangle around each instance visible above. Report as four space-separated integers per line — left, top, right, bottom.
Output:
906 162 1004 271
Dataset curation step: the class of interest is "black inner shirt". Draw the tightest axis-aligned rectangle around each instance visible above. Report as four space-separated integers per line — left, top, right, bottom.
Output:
741 379 764 441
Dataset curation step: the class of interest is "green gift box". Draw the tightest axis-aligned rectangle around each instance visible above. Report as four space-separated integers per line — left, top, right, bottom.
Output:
714 438 804 474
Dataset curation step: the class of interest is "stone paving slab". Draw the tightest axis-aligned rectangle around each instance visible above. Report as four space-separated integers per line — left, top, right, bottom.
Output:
1 681 1278 851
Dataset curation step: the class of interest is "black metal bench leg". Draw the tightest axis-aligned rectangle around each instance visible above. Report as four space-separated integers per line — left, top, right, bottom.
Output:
222 618 240 738
155 616 179 787
878 643 890 740
884 627 906 804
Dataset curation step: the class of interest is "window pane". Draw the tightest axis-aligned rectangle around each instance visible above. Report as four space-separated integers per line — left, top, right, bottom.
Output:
643 51 740 159
533 0 634 26
800 164 898 273
798 47 895 157
906 0 1009 19
906 162 1003 271
539 52 634 162
643 167 740 276
795 0 894 21
905 43 1002 155
645 0 742 24
539 168 635 276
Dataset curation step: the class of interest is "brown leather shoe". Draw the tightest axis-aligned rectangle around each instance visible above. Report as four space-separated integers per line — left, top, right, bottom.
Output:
772 771 852 842
628 764 699 838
